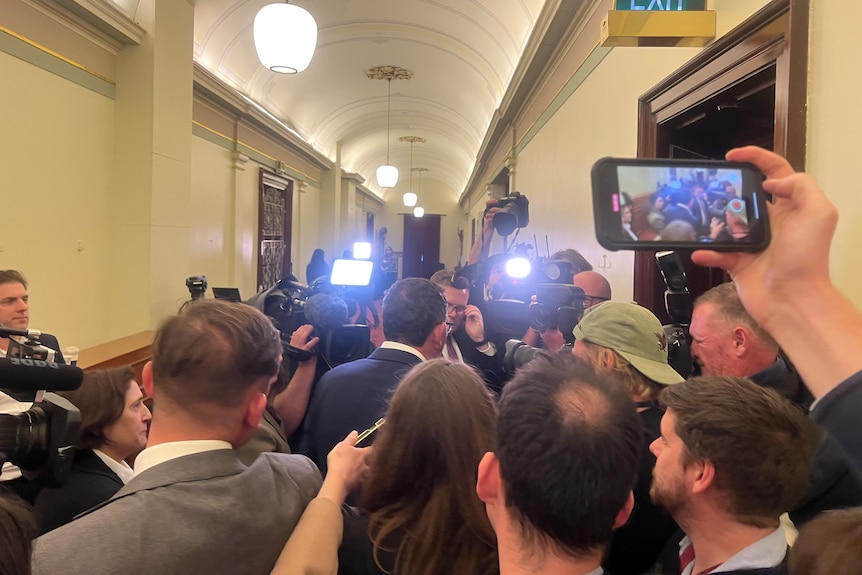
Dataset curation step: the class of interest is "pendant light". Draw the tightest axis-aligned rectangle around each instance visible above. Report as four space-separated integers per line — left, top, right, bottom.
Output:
376 77 398 188
253 2 318 74
413 206 425 218
412 167 428 217
398 136 425 206
367 66 412 189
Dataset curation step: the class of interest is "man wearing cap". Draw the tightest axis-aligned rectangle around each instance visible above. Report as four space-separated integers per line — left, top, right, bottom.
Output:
572 301 682 575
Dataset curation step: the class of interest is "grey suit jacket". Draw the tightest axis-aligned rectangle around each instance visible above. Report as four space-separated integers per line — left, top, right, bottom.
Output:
32 449 322 575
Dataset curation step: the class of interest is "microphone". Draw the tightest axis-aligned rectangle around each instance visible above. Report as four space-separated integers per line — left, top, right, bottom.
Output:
0 327 42 339
0 357 84 392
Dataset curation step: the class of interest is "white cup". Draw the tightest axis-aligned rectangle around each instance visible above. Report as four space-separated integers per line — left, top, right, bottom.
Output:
63 346 80 366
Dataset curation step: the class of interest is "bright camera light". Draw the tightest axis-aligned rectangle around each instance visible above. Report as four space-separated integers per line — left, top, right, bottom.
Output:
506 257 531 279
353 242 372 259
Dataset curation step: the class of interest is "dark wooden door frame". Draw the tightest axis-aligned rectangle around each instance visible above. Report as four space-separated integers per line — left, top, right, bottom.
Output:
257 169 294 291
634 0 808 315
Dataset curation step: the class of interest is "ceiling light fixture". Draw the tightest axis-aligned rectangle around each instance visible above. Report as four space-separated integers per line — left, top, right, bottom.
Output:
398 136 425 206
367 66 413 189
413 206 425 218
411 167 429 217
253 2 318 74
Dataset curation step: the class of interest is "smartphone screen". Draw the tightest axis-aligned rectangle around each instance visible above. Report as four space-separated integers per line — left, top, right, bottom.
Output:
591 158 770 252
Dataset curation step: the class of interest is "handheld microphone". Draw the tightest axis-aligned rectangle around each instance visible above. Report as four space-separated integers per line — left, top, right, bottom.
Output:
0 358 84 392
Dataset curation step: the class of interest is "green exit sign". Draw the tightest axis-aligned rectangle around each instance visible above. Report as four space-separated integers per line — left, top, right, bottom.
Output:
615 0 706 9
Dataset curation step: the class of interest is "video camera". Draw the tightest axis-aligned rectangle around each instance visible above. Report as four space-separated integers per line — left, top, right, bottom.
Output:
0 329 82 486
185 275 208 301
488 192 530 236
656 251 693 378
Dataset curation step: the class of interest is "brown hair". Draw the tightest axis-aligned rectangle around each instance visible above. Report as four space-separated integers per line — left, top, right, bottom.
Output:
790 508 862 575
550 249 593 274
361 359 498 575
695 282 777 349
576 340 664 401
0 494 38 575
152 300 282 413
58 366 135 450
659 376 813 527
0 270 27 289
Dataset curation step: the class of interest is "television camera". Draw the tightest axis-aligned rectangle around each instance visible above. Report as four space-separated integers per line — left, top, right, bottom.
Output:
0 327 82 487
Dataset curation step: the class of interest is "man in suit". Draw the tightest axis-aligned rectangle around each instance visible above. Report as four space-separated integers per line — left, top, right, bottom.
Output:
430 269 504 394
300 277 447 473
32 299 322 575
0 269 64 500
651 377 813 575
476 352 643 575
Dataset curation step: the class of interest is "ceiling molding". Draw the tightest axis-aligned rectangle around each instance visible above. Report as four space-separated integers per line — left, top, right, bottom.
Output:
193 63 333 171
42 0 146 46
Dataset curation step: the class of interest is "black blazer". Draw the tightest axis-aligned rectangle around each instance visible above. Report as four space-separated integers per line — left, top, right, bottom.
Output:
34 449 123 533
299 347 421 474
452 327 505 395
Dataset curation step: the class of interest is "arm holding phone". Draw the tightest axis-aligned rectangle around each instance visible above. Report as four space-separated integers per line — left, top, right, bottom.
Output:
690 146 862 475
270 431 370 575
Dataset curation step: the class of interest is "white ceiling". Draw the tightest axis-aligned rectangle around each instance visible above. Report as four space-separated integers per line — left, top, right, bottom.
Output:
188 0 548 198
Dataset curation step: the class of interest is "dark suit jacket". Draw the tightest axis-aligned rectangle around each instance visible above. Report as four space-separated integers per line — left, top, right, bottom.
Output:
811 369 862 477
39 333 65 364
300 346 422 474
452 327 505 395
32 449 321 575
33 449 123 534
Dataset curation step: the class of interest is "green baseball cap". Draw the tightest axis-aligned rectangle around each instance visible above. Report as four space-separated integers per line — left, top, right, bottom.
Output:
573 301 684 386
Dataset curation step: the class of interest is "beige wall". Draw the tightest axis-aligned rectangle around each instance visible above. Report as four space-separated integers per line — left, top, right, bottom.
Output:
0 50 116 349
807 2 862 308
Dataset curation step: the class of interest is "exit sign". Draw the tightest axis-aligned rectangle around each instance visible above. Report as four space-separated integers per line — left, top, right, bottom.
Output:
615 0 706 9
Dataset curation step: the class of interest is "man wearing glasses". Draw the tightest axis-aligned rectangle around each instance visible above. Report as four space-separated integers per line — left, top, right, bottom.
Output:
573 271 612 309
431 270 504 394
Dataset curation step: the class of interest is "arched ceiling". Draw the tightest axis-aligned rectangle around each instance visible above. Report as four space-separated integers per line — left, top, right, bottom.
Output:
189 0 548 199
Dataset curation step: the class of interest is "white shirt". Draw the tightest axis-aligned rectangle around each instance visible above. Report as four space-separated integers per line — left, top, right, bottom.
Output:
93 448 135 484
379 341 426 361
679 527 786 575
133 440 232 477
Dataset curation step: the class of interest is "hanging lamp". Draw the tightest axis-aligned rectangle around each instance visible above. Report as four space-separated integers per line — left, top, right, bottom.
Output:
398 136 425 206
411 167 428 216
253 2 318 74
367 66 412 189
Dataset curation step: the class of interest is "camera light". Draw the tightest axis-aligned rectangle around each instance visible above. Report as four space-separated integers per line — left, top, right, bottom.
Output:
506 257 531 279
353 242 372 259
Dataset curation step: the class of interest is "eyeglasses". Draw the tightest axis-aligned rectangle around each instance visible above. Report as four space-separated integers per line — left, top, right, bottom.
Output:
583 295 611 307
447 304 467 315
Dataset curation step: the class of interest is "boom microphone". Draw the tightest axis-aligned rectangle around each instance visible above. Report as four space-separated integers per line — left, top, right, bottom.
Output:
0 358 84 392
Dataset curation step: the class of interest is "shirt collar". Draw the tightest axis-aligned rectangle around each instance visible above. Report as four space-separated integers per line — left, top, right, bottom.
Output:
679 527 787 574
93 448 135 484
133 440 232 477
379 341 426 361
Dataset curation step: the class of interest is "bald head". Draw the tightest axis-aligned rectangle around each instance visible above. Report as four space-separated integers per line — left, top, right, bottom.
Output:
574 271 611 308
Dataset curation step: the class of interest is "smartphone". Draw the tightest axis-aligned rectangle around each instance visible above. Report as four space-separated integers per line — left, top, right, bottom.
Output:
591 157 770 252
355 418 384 446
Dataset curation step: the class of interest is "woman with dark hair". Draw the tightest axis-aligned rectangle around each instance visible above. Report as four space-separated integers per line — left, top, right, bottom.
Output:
34 366 151 533
307 249 331 284
338 359 499 575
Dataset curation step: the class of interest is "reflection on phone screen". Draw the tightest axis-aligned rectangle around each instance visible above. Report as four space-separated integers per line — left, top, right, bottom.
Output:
614 165 752 244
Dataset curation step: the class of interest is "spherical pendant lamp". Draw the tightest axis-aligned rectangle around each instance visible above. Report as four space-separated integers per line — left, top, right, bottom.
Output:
253 3 318 74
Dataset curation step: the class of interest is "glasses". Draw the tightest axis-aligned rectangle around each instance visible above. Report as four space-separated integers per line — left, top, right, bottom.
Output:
447 304 467 315
583 295 611 307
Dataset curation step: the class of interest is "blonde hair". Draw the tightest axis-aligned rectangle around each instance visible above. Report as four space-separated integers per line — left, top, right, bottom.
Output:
577 340 664 401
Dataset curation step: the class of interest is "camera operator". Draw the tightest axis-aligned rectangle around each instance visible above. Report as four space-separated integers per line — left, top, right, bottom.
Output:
0 270 65 499
430 270 504 394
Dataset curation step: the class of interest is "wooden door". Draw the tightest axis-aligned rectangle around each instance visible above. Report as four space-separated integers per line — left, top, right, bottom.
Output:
258 170 294 291
402 214 441 279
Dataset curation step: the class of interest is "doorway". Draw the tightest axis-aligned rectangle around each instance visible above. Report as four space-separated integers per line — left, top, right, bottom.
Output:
634 0 808 322
402 214 441 279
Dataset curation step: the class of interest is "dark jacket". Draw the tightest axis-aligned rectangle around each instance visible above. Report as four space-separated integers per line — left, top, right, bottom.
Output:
452 327 506 396
34 449 123 534
811 370 862 478
299 346 422 474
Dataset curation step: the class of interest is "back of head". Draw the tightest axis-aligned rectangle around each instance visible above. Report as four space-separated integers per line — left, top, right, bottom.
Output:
661 220 696 241
0 270 27 289
0 494 37 575
362 359 498 575
304 293 349 334
572 271 611 302
497 352 642 555
152 300 282 414
58 366 134 450
660 376 813 526
790 509 862 575
550 249 593 274
381 278 447 346
695 282 777 349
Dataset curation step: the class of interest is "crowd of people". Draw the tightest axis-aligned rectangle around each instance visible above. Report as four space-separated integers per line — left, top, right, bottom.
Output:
1 146 861 574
